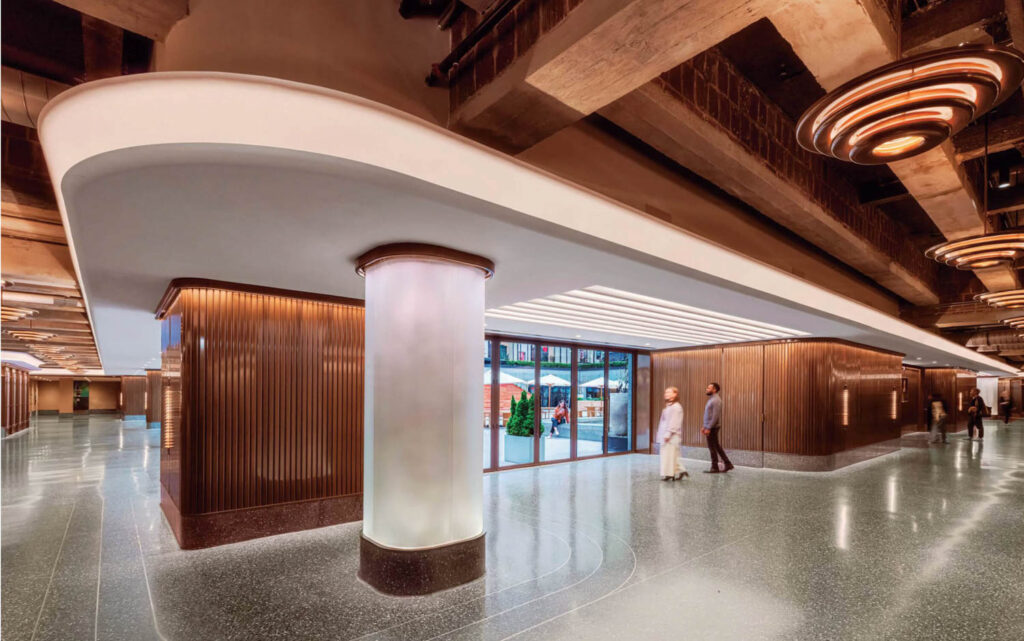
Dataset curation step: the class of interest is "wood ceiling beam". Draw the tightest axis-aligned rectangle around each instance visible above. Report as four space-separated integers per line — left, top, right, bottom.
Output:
902 0 1003 51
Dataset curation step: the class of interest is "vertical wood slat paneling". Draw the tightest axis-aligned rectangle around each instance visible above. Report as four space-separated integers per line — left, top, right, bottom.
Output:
120 375 147 416
2 364 31 435
160 286 364 517
721 344 763 451
146 370 163 424
899 366 923 433
921 368 976 433
653 340 903 458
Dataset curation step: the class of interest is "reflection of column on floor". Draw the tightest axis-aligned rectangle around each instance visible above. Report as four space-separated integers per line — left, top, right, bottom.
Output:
359 244 492 595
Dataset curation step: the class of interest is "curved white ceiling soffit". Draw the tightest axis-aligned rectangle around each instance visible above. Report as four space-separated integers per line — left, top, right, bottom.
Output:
36 72 1016 375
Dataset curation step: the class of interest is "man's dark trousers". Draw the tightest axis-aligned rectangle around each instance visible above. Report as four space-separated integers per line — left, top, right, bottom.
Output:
706 428 732 469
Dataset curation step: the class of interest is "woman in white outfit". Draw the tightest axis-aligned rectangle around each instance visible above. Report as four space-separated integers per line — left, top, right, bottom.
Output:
657 387 688 481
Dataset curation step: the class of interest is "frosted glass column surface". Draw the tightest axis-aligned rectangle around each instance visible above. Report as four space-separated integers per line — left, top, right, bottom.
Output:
363 257 484 549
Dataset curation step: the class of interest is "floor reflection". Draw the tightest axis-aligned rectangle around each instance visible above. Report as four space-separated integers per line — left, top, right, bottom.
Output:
2 417 1023 640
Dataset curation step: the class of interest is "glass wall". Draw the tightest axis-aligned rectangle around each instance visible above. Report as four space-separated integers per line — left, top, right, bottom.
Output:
576 348 605 458
539 345 571 462
483 340 492 469
607 352 633 453
499 341 535 467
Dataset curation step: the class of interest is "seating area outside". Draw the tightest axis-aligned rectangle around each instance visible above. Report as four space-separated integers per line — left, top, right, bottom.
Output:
482 341 631 469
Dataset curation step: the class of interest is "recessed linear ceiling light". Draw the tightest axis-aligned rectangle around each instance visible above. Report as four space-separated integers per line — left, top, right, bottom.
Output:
925 232 1024 270
795 45 1024 165
486 286 806 346
977 289 1024 309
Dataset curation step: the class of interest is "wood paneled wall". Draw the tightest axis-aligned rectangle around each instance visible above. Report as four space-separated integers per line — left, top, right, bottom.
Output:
899 366 923 433
652 339 902 457
121 375 147 416
2 364 31 435
998 377 1022 416
158 282 364 548
921 368 976 433
145 369 162 425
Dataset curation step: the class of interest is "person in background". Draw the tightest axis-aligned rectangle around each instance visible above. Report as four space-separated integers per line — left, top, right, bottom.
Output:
999 393 1012 425
702 382 734 474
926 392 948 444
657 387 688 481
967 388 987 440
548 398 568 438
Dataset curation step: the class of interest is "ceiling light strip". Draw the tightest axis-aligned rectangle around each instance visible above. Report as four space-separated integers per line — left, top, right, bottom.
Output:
485 310 707 345
502 299 775 342
541 295 781 341
582 286 807 336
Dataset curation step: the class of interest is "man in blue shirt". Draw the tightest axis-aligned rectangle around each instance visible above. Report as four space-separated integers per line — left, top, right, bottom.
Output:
702 382 734 473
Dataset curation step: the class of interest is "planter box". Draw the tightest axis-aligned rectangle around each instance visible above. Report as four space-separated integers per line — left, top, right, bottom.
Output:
504 434 544 464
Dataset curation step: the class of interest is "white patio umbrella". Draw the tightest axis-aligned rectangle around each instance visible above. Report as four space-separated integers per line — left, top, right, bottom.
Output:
580 376 623 390
526 373 571 386
485 371 526 385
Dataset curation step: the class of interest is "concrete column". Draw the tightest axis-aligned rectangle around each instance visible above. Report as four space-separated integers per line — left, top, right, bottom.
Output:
357 243 492 595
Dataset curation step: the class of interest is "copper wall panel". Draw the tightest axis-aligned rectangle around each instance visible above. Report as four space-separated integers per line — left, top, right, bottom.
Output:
721 344 763 451
763 341 833 455
2 365 30 435
899 366 923 433
921 368 975 433
145 369 162 425
955 371 977 432
121 376 147 415
653 339 903 459
834 344 901 451
158 284 364 547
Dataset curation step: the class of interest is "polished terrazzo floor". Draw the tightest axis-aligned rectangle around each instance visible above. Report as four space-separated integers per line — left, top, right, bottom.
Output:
3 415 1023 641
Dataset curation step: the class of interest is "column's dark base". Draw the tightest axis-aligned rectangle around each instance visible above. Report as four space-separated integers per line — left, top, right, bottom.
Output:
359 533 485 596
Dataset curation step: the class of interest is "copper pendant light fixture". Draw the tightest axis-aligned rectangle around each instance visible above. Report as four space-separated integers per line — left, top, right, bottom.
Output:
1002 316 1024 328
925 232 1024 269
976 289 1024 309
796 44 1024 165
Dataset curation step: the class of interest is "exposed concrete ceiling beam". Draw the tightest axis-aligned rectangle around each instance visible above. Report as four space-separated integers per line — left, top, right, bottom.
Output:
985 183 1024 215
0 67 71 129
952 115 1024 163
452 0 776 151
901 303 1020 329
599 83 939 305
51 0 188 41
902 0 1003 52
781 0 1019 293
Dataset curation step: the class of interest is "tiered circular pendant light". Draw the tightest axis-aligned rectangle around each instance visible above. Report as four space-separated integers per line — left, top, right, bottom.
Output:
976 289 1024 309
1002 316 1024 328
925 232 1024 269
796 45 1024 165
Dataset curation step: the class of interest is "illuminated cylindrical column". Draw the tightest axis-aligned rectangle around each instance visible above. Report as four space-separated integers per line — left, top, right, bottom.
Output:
356 243 492 595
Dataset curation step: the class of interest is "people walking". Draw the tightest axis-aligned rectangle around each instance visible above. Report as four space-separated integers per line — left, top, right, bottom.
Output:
926 392 948 444
999 393 1012 424
702 382 733 474
967 388 987 440
656 387 688 481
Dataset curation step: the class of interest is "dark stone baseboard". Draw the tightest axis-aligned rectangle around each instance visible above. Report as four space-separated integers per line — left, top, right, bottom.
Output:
36 410 59 416
359 533 486 596
682 437 902 472
160 485 362 550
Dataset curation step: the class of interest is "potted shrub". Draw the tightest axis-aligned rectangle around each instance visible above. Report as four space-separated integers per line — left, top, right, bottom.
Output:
504 390 544 463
